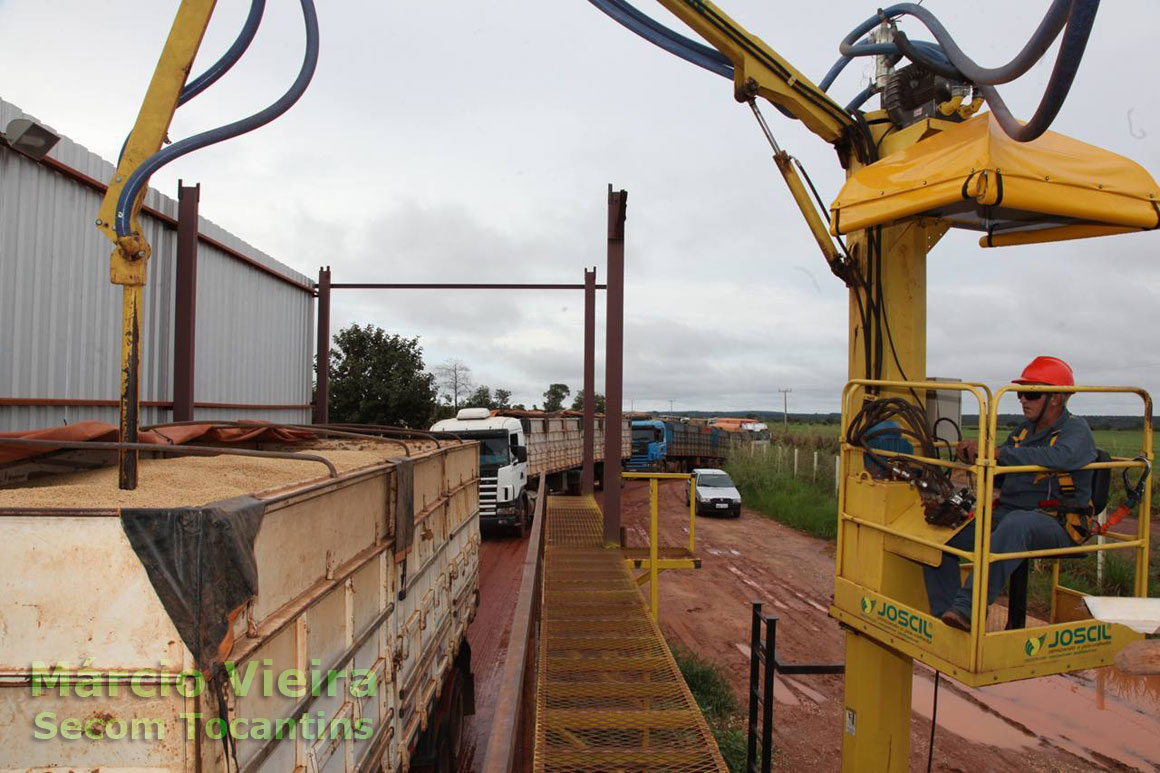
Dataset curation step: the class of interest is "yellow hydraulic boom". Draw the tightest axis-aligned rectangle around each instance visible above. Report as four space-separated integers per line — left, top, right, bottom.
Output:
95 0 317 489
96 0 217 490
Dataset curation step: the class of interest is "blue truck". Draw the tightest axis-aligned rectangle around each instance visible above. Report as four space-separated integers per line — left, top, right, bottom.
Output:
626 419 667 471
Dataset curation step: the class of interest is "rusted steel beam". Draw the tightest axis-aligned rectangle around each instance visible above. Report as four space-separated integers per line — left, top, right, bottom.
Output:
582 267 596 495
0 398 311 410
173 181 199 422
329 283 607 290
603 187 627 545
315 266 331 424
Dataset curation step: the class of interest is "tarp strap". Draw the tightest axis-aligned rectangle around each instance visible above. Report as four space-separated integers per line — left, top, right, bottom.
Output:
960 171 977 200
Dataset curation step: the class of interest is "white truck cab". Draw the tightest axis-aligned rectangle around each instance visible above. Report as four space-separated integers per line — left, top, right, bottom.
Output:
685 467 742 517
431 408 530 528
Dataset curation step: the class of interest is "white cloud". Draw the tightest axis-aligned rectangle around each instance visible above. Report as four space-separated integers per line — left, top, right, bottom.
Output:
3 0 1159 416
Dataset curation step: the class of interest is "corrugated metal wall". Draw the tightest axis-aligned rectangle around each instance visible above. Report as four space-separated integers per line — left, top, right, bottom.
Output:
0 97 315 431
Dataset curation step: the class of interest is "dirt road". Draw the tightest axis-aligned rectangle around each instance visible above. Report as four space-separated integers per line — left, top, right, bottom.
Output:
613 479 1160 772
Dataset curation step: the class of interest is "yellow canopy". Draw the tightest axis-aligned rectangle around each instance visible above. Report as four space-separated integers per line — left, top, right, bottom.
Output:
830 112 1160 247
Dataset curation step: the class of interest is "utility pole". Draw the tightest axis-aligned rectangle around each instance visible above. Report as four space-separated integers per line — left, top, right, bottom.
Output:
778 388 791 430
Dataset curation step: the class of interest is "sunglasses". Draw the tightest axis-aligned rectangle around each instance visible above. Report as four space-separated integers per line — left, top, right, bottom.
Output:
1016 392 1046 401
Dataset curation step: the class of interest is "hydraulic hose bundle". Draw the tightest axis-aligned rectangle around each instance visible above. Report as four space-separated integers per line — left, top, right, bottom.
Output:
590 0 1101 142
115 0 320 239
846 396 974 528
828 0 1100 141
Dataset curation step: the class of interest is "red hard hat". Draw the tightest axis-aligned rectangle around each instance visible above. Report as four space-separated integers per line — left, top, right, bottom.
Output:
1013 356 1074 386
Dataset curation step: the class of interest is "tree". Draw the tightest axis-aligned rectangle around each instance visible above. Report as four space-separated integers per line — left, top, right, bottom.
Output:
326 324 438 428
570 390 606 413
493 388 512 410
434 359 474 410
543 383 571 412
463 385 493 408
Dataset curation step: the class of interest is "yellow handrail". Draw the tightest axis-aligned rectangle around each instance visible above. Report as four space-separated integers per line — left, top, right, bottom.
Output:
622 471 698 619
838 379 1153 669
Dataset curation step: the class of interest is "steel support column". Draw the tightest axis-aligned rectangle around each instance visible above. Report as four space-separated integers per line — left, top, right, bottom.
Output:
173 181 199 422
315 266 331 424
603 188 627 546
582 267 596 495
840 213 941 772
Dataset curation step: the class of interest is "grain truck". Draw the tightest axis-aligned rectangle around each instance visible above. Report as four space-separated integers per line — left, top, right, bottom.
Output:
431 408 630 530
0 427 479 771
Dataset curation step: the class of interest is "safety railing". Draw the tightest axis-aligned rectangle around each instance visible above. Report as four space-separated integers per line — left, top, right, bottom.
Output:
832 379 1153 684
482 475 547 773
746 601 843 773
621 471 698 620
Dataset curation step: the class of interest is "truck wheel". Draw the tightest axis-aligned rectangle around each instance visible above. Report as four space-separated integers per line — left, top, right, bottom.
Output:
435 731 454 773
447 679 466 760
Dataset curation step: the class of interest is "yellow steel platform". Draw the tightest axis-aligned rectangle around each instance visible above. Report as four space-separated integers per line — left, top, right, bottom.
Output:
533 495 727 772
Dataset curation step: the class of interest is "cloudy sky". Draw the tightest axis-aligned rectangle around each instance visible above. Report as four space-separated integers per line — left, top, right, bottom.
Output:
2 1 1158 417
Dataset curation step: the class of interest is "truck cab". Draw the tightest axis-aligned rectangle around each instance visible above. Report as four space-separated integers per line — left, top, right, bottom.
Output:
627 419 667 471
432 408 530 528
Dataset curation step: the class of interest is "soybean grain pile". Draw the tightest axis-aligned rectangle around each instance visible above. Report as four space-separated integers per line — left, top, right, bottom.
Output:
0 439 445 509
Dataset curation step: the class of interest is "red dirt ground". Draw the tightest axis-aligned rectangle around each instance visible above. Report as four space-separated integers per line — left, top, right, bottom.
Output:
614 479 1160 772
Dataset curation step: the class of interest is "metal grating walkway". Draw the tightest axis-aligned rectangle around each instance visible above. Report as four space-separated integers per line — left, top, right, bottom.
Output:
534 495 727 772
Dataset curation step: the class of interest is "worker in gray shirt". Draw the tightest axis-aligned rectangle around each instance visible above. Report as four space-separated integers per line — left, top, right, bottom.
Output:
925 356 1098 631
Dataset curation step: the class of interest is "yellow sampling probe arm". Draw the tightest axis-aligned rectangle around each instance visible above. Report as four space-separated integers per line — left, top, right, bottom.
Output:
96 0 218 489
652 0 858 281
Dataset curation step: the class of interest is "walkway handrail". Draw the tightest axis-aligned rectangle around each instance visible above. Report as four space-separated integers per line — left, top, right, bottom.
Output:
623 470 696 619
482 475 547 773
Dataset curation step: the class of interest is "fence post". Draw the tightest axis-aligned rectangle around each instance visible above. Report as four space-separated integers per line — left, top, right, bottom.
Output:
793 448 799 478
813 451 818 479
746 601 762 772
761 615 777 773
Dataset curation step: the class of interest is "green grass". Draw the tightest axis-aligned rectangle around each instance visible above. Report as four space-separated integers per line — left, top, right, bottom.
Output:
1026 543 1160 618
726 452 838 540
671 645 752 772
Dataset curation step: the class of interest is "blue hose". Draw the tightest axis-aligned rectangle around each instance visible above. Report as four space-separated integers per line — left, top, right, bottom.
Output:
832 0 1099 141
180 0 267 106
116 0 319 238
885 1 1072 86
587 0 733 79
845 86 877 112
977 0 1101 142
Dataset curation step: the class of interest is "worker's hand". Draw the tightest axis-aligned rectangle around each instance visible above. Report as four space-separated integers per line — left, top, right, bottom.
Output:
955 440 980 464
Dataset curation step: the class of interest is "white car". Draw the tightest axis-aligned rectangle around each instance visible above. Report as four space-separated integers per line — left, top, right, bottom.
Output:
685 468 742 518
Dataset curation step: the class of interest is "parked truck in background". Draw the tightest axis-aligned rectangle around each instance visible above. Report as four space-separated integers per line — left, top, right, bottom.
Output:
662 419 744 470
432 408 630 530
626 419 667 471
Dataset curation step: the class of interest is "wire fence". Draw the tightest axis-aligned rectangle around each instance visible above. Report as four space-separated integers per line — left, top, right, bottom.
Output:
736 439 1156 515
735 443 842 498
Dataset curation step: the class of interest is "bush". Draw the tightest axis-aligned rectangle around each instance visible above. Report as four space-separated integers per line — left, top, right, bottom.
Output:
671 645 754 772
726 450 838 540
